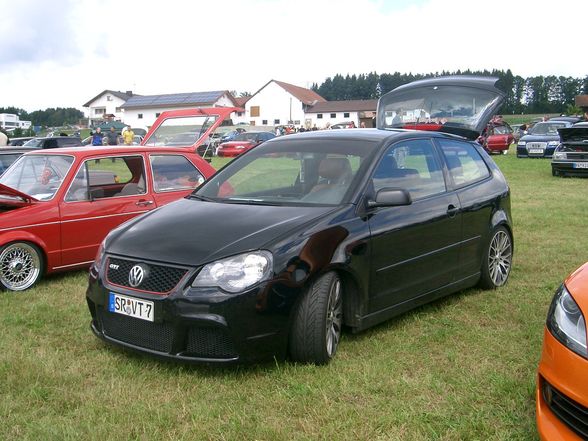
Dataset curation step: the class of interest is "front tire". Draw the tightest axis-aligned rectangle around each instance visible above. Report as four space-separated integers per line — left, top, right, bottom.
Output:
479 227 512 289
289 272 343 364
0 242 43 291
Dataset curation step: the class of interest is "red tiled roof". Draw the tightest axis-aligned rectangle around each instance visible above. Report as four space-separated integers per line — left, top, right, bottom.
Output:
272 80 326 105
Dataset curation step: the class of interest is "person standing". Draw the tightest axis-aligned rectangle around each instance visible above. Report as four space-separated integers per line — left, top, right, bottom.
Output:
0 128 8 146
122 126 135 145
106 127 118 145
91 127 103 146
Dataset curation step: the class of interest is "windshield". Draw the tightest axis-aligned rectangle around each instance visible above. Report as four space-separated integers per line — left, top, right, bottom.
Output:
196 139 377 206
491 125 512 135
143 115 218 146
0 154 75 200
234 133 260 142
23 138 44 147
529 122 567 136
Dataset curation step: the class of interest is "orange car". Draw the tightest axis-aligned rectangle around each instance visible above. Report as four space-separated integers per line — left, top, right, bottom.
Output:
537 262 588 440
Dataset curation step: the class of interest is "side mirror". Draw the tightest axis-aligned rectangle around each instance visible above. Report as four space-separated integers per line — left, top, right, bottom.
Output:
367 188 411 208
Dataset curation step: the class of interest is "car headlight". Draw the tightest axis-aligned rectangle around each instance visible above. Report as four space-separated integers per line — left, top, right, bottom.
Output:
192 251 273 293
546 284 587 359
548 141 559 146
553 151 567 160
518 141 526 146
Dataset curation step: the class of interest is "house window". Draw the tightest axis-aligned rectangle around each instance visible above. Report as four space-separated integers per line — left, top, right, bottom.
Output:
250 106 260 117
274 119 280 125
237 112 243 117
94 108 105 115
330 113 336 118
155 113 161 117
115 107 122 112
107 96 113 101
317 114 323 119
262 120 268 125
344 113 350 118
138 114 143 119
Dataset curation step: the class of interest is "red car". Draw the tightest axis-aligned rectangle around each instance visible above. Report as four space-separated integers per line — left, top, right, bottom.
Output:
480 122 515 154
0 145 216 291
0 107 244 291
216 131 276 157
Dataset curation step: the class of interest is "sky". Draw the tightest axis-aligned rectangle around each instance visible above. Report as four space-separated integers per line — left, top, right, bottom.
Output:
1 0 587 113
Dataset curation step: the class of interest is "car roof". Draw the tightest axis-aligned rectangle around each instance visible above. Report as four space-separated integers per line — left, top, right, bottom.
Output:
268 127 464 144
33 136 81 140
0 147 38 154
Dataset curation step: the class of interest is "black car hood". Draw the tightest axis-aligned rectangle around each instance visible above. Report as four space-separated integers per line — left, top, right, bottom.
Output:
107 198 335 266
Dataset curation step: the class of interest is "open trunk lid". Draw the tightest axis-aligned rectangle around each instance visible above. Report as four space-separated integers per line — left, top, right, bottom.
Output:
377 76 505 140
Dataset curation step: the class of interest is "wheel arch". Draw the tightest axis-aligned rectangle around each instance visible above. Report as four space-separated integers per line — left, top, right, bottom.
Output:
0 231 50 275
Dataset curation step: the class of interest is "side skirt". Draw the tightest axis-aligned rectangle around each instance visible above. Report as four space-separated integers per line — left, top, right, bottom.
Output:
352 273 480 333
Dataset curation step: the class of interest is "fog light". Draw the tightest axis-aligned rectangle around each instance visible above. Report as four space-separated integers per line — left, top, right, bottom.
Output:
543 382 553 405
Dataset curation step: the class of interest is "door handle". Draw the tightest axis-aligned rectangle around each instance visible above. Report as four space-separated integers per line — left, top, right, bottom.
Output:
135 200 154 207
447 204 459 218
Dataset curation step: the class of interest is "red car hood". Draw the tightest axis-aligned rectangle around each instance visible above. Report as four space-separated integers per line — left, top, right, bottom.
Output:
142 107 243 148
0 183 39 207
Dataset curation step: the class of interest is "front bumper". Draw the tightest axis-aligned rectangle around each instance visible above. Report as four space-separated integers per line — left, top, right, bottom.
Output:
551 160 588 177
86 259 300 364
536 327 588 440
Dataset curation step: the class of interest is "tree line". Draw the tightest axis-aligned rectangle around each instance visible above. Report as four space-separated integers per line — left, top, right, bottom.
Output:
311 70 588 115
0 106 84 128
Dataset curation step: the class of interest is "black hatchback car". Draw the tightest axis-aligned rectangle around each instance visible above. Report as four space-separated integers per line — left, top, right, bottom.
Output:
86 76 514 365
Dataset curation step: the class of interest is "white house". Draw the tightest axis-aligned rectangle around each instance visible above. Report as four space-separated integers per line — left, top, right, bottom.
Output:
0 113 32 131
120 91 240 129
83 90 134 127
304 99 378 129
235 80 326 128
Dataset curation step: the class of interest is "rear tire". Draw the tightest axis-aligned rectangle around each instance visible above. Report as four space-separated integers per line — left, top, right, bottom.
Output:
289 272 343 364
0 242 44 291
479 226 512 289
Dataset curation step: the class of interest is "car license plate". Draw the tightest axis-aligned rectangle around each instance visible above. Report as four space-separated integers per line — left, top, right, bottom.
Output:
108 292 154 321
573 162 588 169
529 148 544 154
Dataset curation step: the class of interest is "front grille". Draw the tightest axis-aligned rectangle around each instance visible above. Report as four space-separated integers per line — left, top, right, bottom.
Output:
98 308 174 353
186 327 237 359
567 152 588 160
107 257 188 294
543 380 588 439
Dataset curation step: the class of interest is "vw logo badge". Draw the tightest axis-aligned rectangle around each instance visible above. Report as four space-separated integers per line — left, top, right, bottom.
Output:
128 264 146 288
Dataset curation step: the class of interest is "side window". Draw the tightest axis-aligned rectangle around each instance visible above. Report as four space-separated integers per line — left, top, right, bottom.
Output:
372 139 446 200
150 155 205 192
437 139 490 187
65 156 146 201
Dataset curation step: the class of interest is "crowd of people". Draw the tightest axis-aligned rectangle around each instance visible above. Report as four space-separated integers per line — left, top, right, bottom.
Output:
90 126 135 146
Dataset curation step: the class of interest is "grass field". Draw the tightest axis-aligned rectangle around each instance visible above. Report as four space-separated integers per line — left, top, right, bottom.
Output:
1 147 587 440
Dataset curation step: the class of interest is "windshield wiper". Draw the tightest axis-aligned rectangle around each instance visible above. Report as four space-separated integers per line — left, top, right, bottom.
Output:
224 198 281 206
188 194 217 202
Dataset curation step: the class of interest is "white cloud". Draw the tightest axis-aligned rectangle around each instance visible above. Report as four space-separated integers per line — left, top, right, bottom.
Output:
1 0 586 112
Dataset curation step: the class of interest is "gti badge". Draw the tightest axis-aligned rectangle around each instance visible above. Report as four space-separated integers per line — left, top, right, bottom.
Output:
128 264 147 288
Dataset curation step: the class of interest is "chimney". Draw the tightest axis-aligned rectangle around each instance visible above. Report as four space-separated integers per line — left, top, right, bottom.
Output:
126 90 133 96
